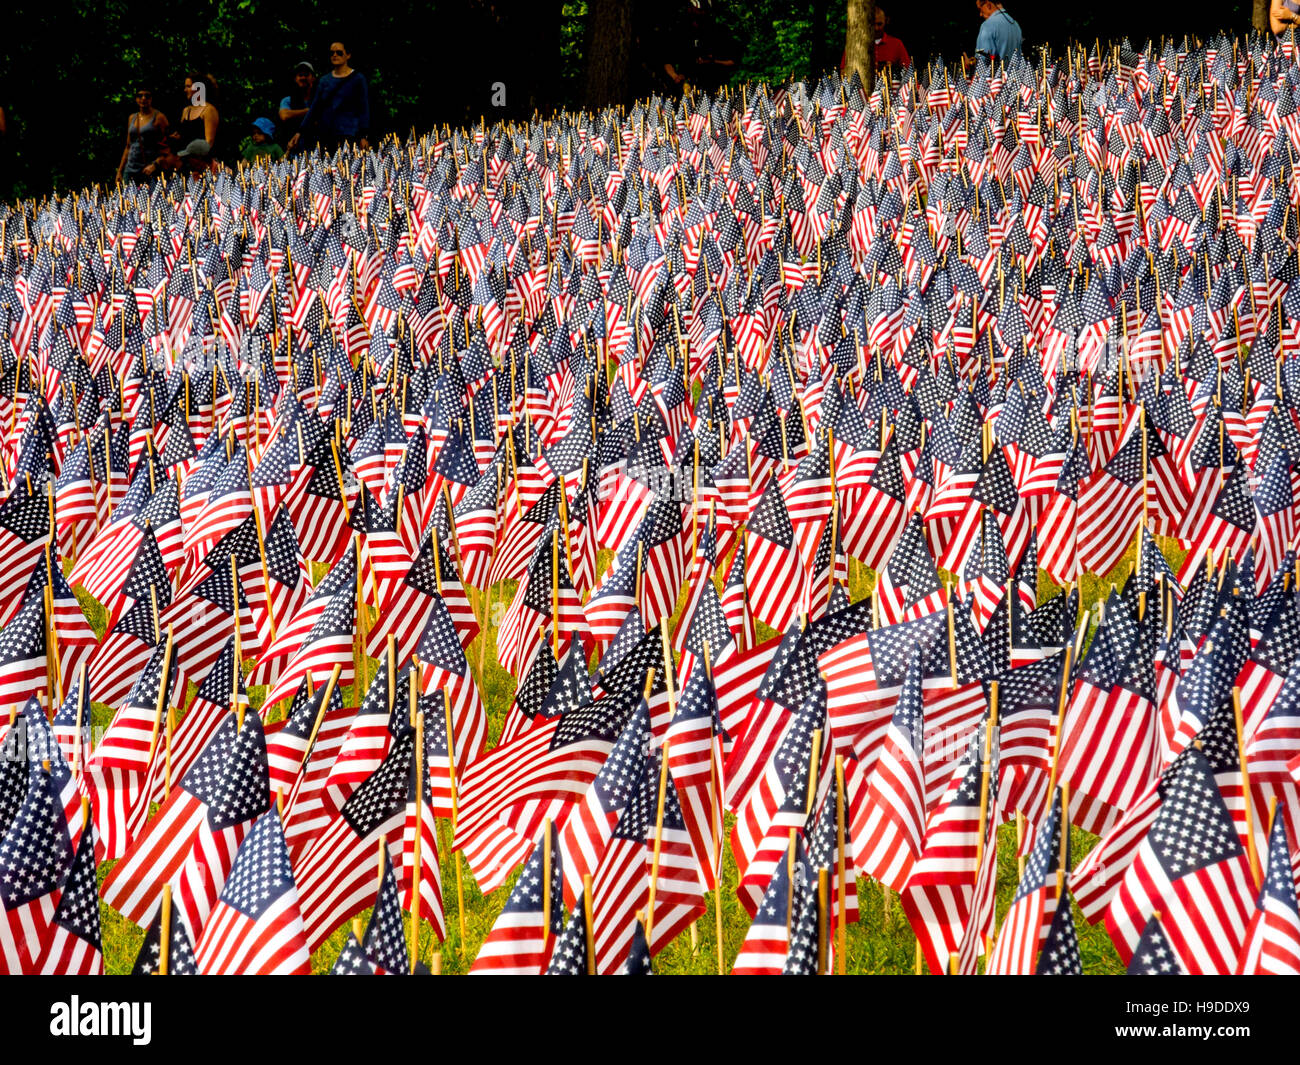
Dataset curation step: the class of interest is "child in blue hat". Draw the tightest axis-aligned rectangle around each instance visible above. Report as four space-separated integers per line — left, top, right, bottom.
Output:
241 118 285 163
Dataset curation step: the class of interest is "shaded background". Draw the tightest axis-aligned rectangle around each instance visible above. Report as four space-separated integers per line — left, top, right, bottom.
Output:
0 0 1257 199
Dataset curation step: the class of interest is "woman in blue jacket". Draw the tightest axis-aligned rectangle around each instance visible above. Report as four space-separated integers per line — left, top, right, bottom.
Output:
288 40 369 154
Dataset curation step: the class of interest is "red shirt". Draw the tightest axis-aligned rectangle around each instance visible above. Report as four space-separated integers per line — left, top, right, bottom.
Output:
875 33 910 70
839 34 911 73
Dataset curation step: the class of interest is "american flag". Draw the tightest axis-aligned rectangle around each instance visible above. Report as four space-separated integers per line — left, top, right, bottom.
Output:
875 514 944 625
849 645 927 892
986 787 1065 974
1125 913 1187 975
413 597 488 793
455 659 648 893
1237 808 1300 974
356 844 411 974
733 684 825 916
131 902 199 975
900 708 996 976
543 894 591 975
84 632 177 860
165 707 271 939
260 570 356 715
471 821 565 974
0 748 83 972
731 833 810 974
0 593 49 717
666 664 726 891
0 483 51 622
295 729 413 951
1057 590 1159 835
1105 743 1256 973
194 808 312 974
1034 889 1083 975
34 818 102 974
745 478 810 634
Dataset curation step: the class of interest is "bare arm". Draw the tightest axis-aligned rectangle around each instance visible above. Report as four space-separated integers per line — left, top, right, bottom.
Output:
1273 0 1300 35
118 115 137 180
203 105 220 147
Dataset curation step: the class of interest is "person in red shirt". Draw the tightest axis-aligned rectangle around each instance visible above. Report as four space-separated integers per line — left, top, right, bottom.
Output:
839 5 911 76
872 5 910 71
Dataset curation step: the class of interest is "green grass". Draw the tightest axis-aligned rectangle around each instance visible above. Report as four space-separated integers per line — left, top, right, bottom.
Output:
78 534 1181 974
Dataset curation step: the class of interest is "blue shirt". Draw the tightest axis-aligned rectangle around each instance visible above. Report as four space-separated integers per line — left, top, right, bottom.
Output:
299 71 370 139
975 9 1022 61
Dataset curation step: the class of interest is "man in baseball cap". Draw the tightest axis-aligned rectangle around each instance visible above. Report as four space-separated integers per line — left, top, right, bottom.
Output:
175 138 212 174
279 61 318 136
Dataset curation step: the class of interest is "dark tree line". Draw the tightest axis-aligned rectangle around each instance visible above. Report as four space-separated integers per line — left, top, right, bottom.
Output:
0 0 1264 201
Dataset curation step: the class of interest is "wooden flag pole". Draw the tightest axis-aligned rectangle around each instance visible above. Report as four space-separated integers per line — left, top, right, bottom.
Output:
250 506 277 641
1016 810 1026 879
1045 642 1074 798
786 828 798 937
386 633 397 715
353 535 368 691
807 728 823 814
145 626 175 764
1056 782 1071 898
817 867 830 974
72 662 86 777
231 553 244 731
163 689 175 801
646 734 672 946
301 663 343 769
701 640 727 975
410 667 424 973
445 675 469 953
551 528 560 655
159 883 172 976
583 873 596 974
1233 688 1261 888
835 755 848 974
974 681 999 869
542 817 553 947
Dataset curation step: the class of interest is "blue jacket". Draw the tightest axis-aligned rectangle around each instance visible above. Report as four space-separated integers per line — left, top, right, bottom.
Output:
299 71 370 139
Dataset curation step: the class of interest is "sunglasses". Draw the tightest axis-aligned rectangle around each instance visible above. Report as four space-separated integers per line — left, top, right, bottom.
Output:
330 49 345 55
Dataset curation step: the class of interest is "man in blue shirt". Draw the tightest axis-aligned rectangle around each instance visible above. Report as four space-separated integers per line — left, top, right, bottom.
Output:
963 1 1022 71
287 41 369 154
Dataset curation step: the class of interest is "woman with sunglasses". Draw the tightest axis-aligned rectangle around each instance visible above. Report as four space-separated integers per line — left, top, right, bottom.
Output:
116 87 169 186
287 40 369 155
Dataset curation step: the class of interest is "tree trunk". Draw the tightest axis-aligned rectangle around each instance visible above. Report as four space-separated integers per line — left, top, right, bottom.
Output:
583 0 634 109
844 0 875 94
1254 0 1271 33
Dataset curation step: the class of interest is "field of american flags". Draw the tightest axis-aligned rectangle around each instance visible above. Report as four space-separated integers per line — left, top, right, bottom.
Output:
78 551 1137 974
11 28 1300 977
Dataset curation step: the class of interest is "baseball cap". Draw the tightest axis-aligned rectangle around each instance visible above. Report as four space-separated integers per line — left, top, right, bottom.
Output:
252 117 276 137
294 61 315 74
177 138 211 159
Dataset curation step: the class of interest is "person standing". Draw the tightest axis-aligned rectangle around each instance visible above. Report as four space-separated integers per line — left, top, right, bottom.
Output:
963 1 1022 71
872 5 910 71
840 4 910 76
116 88 168 185
288 40 369 154
278 61 317 139
1272 0 1300 39
149 72 219 175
